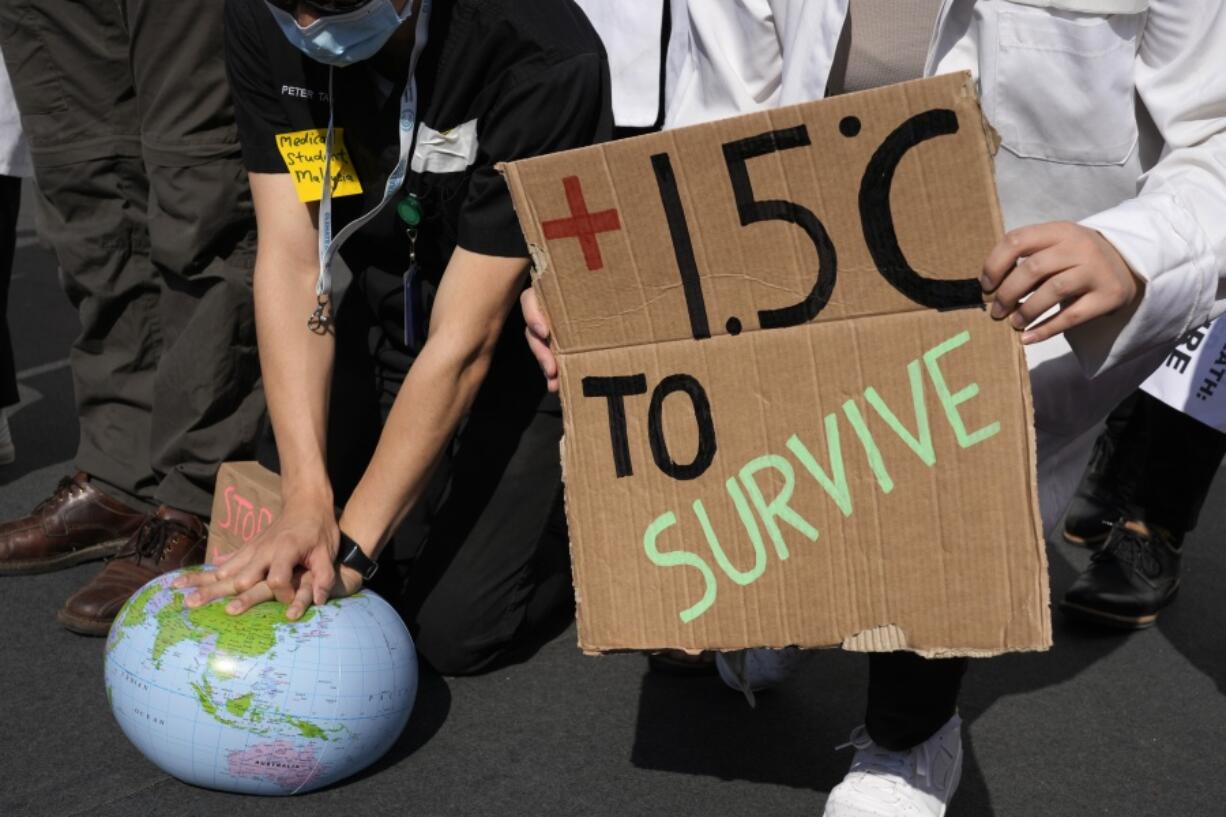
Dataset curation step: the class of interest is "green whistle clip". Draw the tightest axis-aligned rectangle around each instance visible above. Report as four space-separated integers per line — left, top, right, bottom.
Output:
397 195 423 228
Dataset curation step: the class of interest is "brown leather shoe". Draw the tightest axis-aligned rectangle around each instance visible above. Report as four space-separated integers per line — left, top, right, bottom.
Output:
0 472 148 576
58 506 207 636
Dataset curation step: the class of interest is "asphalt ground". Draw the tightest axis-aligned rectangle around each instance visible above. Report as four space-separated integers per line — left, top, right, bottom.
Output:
2 179 1225 817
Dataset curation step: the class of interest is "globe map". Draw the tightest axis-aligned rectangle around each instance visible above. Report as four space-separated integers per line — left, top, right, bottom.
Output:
104 568 417 795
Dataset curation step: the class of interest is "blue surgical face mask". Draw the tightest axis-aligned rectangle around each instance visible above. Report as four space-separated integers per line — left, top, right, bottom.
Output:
265 0 411 66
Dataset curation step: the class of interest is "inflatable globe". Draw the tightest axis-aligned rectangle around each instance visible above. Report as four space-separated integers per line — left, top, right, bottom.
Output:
104 567 417 795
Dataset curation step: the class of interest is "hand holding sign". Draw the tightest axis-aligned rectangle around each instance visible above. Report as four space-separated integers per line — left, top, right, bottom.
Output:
521 288 559 393
981 221 1143 345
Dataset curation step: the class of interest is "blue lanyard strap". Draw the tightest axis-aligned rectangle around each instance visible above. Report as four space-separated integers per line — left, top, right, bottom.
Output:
311 0 433 329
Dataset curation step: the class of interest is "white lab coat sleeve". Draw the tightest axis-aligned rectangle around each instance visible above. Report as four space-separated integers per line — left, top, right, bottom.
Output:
1070 0 1226 375
664 0 779 127
768 0 848 107
572 0 665 129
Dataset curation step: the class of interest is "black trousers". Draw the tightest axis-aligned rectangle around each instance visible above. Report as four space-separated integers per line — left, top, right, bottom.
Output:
0 175 18 409
0 0 263 517
261 286 573 677
866 653 967 751
1099 390 1226 538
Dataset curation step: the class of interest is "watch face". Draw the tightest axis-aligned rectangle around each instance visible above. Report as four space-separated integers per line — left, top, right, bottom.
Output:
339 536 378 580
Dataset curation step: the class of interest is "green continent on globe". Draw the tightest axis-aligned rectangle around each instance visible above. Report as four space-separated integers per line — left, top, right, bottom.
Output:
152 588 337 741
186 598 319 658
149 590 319 667
226 692 255 718
192 678 234 725
140 581 351 743
288 717 331 741
152 595 198 666
193 669 331 740
109 580 163 654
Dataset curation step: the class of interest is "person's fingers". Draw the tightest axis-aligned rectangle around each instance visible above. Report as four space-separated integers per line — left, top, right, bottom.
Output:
989 244 1076 320
213 546 255 581
172 569 219 590
524 328 560 392
226 580 274 615
211 550 237 566
265 553 299 605
1008 267 1090 330
230 561 272 595
184 578 238 609
520 289 559 392
981 223 1068 294
520 288 551 342
1020 293 1107 345
524 327 558 379
305 548 337 607
286 573 315 621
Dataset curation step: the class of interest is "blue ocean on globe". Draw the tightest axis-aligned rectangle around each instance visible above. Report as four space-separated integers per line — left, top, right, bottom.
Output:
104 567 417 795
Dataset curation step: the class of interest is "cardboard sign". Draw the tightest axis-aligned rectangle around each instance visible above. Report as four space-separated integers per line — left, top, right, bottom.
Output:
502 74 1049 656
206 461 283 564
276 128 364 203
1141 319 1226 432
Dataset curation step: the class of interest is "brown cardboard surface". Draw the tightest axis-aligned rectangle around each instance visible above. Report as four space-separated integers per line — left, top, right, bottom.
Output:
503 74 1048 656
205 461 283 564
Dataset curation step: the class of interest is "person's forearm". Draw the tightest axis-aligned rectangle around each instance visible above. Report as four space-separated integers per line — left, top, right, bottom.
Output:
337 328 499 553
254 250 336 505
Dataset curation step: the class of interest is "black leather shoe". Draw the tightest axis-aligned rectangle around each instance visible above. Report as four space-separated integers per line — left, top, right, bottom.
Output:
1060 521 1180 629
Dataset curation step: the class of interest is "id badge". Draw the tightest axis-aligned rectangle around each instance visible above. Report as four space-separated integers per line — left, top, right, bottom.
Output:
398 199 424 350
403 261 422 351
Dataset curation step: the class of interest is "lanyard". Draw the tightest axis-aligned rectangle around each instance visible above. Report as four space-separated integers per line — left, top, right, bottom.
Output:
311 0 432 330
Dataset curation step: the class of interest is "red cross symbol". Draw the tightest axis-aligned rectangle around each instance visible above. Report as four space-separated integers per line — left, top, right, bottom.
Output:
541 176 621 271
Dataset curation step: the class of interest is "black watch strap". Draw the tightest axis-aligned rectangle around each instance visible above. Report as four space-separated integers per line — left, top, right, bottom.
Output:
336 531 378 581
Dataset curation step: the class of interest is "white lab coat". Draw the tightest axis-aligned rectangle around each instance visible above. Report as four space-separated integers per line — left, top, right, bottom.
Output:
573 0 668 129
663 0 1226 530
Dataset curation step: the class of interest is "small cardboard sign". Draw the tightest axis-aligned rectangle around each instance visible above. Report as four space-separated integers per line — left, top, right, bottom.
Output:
1141 319 1226 432
206 461 283 564
276 128 364 203
502 74 1049 656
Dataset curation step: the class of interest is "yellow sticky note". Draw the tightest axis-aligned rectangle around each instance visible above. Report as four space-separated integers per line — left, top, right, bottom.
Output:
275 128 364 203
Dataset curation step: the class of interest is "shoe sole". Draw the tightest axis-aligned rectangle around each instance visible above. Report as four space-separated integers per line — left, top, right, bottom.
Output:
1058 583 1180 631
56 607 114 637
1062 528 1110 548
0 538 130 577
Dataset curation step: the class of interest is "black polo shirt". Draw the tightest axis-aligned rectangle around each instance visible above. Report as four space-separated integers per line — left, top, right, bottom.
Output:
223 0 613 374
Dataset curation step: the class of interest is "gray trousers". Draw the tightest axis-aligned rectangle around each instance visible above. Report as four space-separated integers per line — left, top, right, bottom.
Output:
0 0 264 517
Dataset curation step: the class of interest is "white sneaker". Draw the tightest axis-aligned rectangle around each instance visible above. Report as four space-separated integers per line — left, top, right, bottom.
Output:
823 714 963 817
0 411 13 465
715 647 807 705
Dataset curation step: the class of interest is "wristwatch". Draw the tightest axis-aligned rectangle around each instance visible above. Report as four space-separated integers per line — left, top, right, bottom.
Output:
336 531 379 581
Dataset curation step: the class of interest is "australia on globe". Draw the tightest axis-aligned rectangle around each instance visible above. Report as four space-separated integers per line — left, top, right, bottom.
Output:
105 567 418 795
